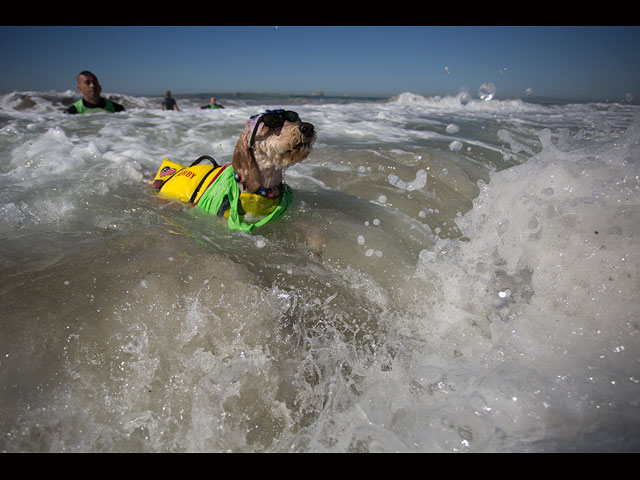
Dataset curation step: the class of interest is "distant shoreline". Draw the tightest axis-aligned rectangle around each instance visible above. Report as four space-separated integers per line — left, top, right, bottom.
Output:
1 90 637 111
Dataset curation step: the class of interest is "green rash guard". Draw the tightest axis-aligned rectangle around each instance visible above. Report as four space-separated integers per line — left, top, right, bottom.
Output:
69 98 123 114
196 164 293 233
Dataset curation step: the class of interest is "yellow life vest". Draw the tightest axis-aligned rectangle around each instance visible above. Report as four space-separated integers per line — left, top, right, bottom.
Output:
152 157 220 205
152 157 284 220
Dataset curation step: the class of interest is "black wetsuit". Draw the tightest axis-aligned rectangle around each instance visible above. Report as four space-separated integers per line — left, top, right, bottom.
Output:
162 97 178 110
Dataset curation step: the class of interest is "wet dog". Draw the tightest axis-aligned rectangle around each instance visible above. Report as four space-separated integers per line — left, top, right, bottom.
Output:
153 110 316 233
232 109 316 195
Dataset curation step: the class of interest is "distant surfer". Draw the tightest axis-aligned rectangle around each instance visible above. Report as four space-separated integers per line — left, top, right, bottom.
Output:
64 71 125 114
199 96 224 110
161 90 180 111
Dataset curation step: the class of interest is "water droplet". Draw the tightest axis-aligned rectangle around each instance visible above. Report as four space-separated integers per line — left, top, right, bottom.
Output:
449 140 463 152
479 82 496 101
460 92 472 106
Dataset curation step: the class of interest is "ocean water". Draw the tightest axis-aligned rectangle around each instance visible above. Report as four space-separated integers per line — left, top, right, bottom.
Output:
0 89 638 452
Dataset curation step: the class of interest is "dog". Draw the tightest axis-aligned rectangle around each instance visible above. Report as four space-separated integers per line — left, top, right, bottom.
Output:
153 109 316 233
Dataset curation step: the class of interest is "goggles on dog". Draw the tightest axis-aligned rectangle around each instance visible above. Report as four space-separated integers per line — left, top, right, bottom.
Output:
249 110 301 150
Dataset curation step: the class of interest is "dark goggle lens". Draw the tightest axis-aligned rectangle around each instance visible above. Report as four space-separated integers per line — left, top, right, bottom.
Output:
262 110 300 128
283 111 300 122
248 110 302 150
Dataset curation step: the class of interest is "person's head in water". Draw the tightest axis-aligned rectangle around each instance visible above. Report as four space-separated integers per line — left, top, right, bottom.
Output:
76 71 102 104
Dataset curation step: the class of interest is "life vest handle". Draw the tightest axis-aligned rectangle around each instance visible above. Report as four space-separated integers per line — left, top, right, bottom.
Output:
190 155 220 168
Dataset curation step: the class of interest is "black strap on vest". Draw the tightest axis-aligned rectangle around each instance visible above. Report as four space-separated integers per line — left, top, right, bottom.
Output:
189 155 219 167
188 155 220 204
155 155 220 201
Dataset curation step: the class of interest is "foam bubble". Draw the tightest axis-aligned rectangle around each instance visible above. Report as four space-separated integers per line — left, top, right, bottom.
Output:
449 140 463 152
388 169 427 191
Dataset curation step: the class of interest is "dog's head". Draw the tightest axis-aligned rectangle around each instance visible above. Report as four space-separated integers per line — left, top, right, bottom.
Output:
232 110 316 193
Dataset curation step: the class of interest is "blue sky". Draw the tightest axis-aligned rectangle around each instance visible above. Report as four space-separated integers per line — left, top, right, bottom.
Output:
1 26 639 101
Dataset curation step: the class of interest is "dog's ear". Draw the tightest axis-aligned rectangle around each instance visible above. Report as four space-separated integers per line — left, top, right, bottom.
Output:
232 137 261 193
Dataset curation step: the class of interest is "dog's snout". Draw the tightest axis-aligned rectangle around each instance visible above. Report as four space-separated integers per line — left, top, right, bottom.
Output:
299 122 314 138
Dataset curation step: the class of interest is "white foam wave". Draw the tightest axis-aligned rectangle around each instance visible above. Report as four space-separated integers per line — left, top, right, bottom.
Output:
1 90 639 452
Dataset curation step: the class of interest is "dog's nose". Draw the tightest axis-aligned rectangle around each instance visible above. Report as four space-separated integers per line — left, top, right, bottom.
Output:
299 122 314 138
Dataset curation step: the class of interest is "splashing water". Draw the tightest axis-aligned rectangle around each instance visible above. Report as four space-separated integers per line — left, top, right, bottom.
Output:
0 90 639 452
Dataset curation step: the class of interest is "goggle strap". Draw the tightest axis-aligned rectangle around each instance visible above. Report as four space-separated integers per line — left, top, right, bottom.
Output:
249 116 265 151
